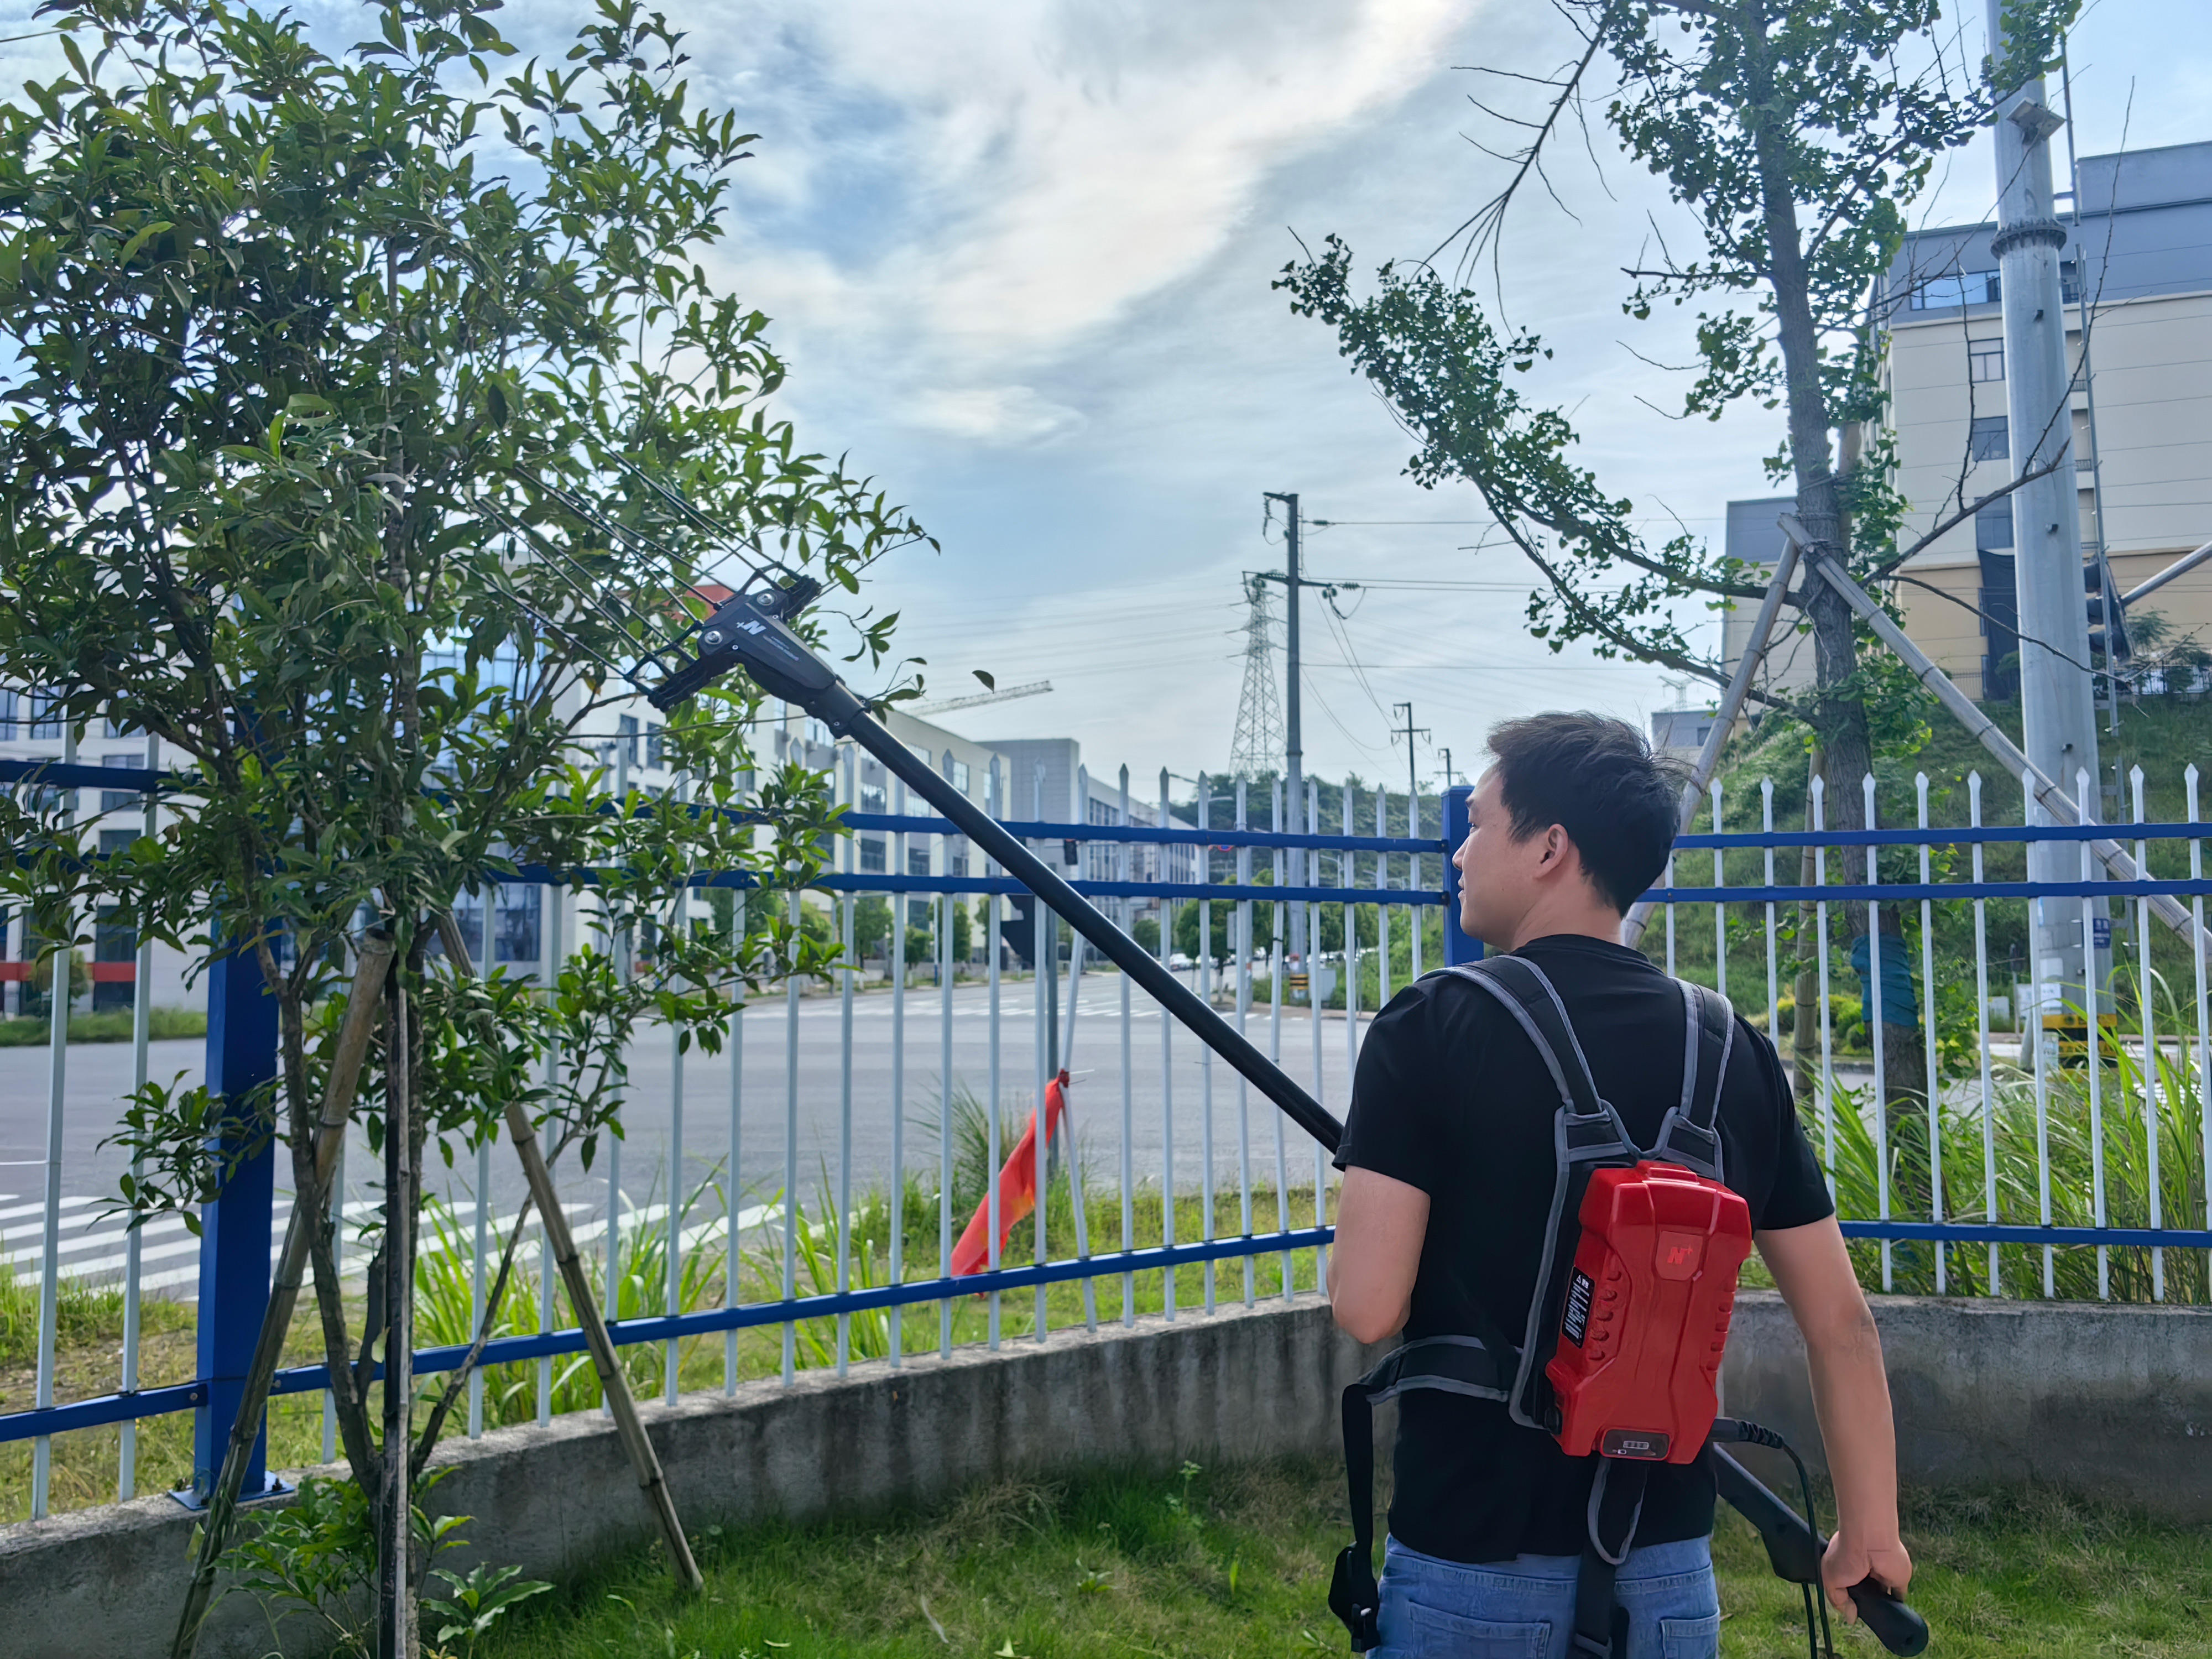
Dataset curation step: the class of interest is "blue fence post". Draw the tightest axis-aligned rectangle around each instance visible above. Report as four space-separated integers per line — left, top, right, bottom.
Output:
190 932 281 1503
1443 785 1481 966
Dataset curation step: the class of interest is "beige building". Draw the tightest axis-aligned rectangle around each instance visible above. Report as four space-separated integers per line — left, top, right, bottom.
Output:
1717 140 2212 706
1880 139 2212 697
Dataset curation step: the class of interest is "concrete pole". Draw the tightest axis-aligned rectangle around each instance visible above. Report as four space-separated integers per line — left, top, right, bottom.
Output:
1987 0 2102 1003
1279 494 1307 984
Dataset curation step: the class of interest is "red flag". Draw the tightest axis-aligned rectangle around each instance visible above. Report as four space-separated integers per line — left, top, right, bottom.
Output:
950 1070 1069 1277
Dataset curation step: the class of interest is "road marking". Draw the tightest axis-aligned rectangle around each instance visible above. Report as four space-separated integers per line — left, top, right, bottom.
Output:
0 1194 97 1226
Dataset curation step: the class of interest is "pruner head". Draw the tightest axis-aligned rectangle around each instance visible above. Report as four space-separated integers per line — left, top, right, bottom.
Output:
646 574 831 712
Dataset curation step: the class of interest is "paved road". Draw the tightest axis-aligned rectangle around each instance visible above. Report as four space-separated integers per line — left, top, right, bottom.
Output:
0 973 1365 1293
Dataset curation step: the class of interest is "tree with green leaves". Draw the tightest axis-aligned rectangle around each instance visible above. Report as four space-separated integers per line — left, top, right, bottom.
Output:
1279 0 2076 825
1280 0 2080 1112
0 1 924 1650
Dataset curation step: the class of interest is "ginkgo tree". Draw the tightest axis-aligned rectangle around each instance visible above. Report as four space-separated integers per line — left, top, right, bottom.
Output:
1280 0 2079 830
0 1 925 1650
1281 0 2082 1114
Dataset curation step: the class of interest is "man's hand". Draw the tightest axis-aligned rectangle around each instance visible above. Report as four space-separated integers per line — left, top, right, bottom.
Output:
1822 1529 1914 1620
1328 1166 1429 1344
1758 1216 1906 1621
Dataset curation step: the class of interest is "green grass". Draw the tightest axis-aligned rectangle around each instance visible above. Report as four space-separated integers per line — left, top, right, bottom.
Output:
455 1455 2212 1659
0 1005 207 1045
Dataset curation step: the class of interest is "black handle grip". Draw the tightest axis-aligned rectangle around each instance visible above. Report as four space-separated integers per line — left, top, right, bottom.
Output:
1849 1576 1929 1656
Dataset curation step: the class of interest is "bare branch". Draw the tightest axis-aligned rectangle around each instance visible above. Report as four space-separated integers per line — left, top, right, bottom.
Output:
1428 15 1609 289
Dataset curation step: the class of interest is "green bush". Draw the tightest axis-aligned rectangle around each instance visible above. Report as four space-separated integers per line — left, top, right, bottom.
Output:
0 1005 207 1045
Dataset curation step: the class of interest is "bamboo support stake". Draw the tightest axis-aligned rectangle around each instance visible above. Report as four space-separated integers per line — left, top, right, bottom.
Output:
1621 534 1802 948
173 929 398 1658
1791 520 2211 959
434 911 703 1592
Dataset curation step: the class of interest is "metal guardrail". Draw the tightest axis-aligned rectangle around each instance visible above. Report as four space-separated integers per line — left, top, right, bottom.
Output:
3 758 2208 1530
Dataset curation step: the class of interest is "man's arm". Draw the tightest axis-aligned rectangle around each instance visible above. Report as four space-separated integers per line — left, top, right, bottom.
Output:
1756 1215 1912 1619
1328 1166 1430 1345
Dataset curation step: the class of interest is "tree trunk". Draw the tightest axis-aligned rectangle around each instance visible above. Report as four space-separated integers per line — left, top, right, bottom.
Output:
1791 749 1823 1110
1747 105 1872 836
377 973 418 1659
1744 40 1933 1137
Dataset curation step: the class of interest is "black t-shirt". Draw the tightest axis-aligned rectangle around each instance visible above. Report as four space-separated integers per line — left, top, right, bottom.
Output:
1334 934 1834 1564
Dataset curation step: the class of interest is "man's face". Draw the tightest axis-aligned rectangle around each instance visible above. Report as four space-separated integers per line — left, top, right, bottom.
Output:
1454 769 1541 948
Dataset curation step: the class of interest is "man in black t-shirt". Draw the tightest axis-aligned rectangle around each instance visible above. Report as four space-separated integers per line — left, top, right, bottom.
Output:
1331 714 1909 1659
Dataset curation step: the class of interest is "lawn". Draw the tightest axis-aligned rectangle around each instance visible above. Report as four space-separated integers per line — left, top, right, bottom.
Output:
453 1455 2212 1659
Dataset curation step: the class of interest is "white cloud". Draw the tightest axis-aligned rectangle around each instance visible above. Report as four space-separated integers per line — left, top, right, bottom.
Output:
906 384 1087 445
701 0 1468 372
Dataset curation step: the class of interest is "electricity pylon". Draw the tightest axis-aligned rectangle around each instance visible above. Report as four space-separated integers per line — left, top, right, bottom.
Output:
1228 573 1284 779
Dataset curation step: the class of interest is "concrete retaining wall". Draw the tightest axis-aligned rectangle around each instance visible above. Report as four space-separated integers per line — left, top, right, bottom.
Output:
5 1290 2210 1657
0 1297 1383 1659
1724 1289 2212 1520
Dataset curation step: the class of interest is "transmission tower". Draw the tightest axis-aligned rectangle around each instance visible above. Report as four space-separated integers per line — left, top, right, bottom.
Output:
1228 573 1285 778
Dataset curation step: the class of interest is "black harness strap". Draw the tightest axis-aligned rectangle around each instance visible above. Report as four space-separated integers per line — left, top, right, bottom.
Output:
1329 1337 1514 1650
1570 1458 1652 1657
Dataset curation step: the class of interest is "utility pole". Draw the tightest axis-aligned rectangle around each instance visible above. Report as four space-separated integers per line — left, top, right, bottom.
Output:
1262 492 1312 984
1392 702 1427 812
1437 747 1455 790
1986 0 2104 1032
1392 700 1430 895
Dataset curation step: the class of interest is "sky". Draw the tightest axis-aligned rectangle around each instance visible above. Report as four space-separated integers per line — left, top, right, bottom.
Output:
4 0 2204 795
642 0 2211 794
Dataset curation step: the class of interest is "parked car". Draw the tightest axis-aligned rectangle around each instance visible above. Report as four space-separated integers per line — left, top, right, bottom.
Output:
1167 951 1193 970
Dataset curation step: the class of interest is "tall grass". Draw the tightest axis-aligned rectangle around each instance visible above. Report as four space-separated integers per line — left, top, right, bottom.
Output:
1825 975 2209 1303
0 1256 132 1371
412 1171 738 1427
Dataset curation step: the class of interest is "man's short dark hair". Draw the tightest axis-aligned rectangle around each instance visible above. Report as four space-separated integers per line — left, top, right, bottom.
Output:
1485 712 1685 912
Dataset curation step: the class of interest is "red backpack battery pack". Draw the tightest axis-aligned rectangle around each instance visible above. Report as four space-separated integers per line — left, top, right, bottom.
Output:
1543 1160 1753 1463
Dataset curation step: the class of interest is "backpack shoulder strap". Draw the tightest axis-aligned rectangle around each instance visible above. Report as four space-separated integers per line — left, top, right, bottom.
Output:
1445 956 1609 1121
1443 954 1639 1429
1650 980 1734 1181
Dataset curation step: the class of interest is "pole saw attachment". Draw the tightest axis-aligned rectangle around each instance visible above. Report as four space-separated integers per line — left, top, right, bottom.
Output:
645 573 1343 1153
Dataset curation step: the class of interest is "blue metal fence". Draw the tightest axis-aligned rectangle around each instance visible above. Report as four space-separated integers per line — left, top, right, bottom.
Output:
4 757 2209 1523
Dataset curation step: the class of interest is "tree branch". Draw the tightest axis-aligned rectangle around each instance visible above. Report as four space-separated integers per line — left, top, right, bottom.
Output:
411 1186 538 1478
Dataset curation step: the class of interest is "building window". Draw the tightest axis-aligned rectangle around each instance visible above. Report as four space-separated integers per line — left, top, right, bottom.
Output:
27 691 63 740
950 759 971 795
907 846 931 877
618 714 640 767
1968 341 2004 382
2059 260 2081 305
645 722 665 770
1910 269 1999 310
101 753 141 812
493 884 542 967
1975 498 2015 551
860 836 887 874
99 828 135 856
860 784 887 815
1969 415 2009 461
93 904 137 1010
950 849 969 878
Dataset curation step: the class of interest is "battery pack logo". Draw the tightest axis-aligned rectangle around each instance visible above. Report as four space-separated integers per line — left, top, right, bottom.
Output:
1561 1268 1594 1346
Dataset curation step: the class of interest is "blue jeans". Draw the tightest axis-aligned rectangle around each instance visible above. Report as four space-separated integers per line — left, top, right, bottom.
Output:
1373 1532 1721 1659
